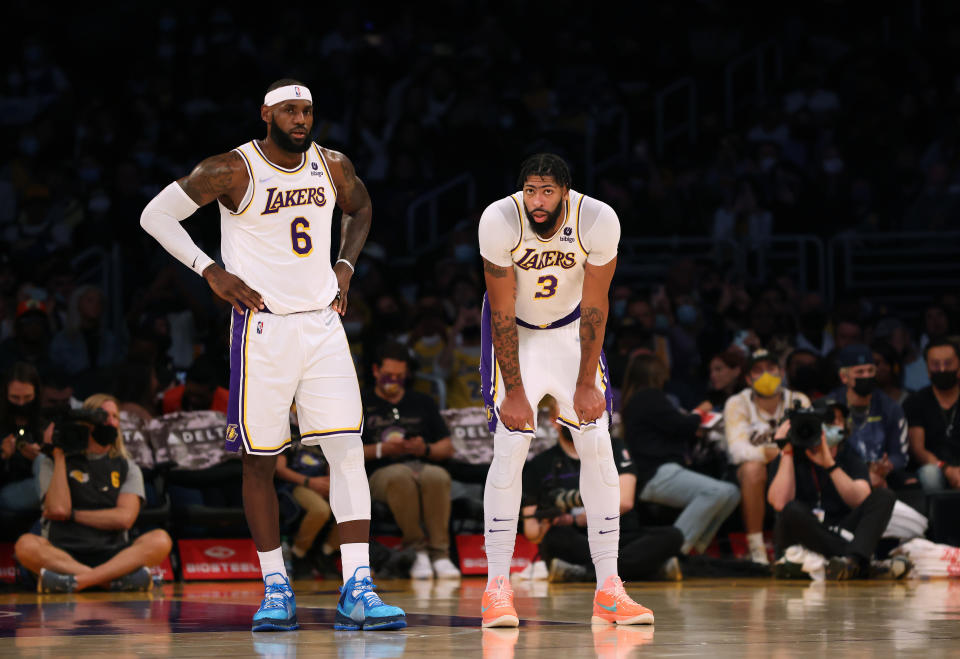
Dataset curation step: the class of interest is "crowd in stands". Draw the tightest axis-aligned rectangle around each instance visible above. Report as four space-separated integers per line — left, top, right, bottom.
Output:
2 2 960 584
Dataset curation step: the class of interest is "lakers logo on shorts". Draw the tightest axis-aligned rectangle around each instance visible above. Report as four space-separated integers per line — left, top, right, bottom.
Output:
226 424 239 442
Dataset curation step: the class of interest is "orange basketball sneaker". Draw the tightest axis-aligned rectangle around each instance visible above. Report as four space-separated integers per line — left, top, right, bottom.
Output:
592 576 654 625
481 575 519 628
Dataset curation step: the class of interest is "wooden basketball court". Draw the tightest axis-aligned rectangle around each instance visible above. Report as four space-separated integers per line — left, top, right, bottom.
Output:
1 577 957 657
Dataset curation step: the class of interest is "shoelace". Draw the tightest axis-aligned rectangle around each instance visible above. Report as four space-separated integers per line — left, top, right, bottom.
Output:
261 582 292 610
341 577 386 607
488 581 513 607
606 579 638 607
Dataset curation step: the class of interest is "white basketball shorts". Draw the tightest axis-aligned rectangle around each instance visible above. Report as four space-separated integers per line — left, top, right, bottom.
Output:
225 306 363 455
480 293 612 434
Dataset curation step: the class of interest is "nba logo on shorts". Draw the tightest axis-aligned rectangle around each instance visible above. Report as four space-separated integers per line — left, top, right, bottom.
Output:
257 321 263 334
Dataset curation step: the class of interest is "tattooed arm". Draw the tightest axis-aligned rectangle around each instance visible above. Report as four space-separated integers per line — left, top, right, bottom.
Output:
140 151 262 313
574 257 618 423
177 151 249 209
323 147 372 315
483 257 535 431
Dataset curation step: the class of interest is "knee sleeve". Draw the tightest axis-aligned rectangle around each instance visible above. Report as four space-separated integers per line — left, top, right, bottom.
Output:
487 431 531 490
323 435 371 523
571 426 620 488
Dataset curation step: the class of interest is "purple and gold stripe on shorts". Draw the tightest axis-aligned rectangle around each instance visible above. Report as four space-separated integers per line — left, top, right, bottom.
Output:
226 308 251 452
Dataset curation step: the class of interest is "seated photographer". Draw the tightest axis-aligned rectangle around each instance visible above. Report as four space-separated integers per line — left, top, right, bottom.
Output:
0 362 52 512
767 398 897 580
361 342 460 580
14 394 172 592
724 349 810 564
622 354 740 556
828 344 911 489
902 339 960 491
521 422 683 583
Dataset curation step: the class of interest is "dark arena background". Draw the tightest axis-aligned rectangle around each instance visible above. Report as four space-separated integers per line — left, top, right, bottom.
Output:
1 1 959 656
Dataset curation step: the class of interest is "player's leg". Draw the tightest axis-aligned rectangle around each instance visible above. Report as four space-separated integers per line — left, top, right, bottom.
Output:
227 309 301 631
555 324 652 625
480 325 543 627
298 307 404 630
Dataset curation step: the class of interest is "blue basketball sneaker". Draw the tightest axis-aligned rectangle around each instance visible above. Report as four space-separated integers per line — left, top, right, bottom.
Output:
335 568 407 630
252 574 299 631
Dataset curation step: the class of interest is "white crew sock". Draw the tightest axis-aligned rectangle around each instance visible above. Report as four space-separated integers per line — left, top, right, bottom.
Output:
747 532 765 553
594 557 619 588
340 543 370 584
257 547 289 587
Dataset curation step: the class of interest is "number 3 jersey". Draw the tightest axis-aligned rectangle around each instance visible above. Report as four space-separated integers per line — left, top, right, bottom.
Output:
478 189 620 327
218 141 339 315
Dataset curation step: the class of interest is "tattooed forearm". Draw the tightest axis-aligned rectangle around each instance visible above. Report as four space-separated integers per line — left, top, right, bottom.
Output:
491 310 523 391
484 260 509 278
577 305 607 384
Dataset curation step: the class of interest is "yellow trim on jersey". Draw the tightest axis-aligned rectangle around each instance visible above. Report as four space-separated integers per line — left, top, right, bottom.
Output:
509 194 525 254
250 140 307 174
313 144 338 202
231 148 255 216
574 193 588 257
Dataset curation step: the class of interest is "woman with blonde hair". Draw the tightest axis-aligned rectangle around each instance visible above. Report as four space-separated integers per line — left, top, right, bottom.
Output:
13 392 172 593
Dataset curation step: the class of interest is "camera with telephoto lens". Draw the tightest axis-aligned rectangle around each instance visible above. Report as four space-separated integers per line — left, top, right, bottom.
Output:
42 407 110 456
530 487 583 520
778 400 823 451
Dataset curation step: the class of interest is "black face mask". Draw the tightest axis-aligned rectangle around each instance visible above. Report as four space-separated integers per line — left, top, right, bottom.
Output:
91 424 117 447
852 376 877 397
7 400 37 419
930 370 959 391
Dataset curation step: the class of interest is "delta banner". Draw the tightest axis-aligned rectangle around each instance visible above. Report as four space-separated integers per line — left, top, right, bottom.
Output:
455 534 539 575
178 538 260 580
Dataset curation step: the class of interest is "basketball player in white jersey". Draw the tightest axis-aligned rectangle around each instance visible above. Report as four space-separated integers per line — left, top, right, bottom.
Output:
140 79 405 632
478 154 653 627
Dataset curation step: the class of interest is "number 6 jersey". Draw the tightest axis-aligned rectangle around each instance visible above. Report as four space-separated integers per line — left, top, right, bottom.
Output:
478 190 620 327
218 141 339 315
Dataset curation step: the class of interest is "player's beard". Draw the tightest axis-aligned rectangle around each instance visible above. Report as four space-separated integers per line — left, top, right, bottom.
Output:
270 117 313 154
525 202 563 238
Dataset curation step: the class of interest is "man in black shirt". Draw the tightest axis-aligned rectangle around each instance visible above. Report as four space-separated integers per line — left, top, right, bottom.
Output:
521 423 683 582
903 339 960 491
767 398 897 580
361 342 460 580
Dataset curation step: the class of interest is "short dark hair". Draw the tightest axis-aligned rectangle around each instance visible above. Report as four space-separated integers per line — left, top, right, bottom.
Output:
923 338 960 363
375 341 411 367
516 153 572 189
265 78 306 95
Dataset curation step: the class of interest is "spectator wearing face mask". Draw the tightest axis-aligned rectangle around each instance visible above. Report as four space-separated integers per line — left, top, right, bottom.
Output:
902 340 960 491
361 342 459 581
0 362 52 511
828 344 910 490
160 356 228 414
723 349 811 564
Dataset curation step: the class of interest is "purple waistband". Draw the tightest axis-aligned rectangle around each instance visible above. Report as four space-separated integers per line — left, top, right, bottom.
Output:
515 306 581 330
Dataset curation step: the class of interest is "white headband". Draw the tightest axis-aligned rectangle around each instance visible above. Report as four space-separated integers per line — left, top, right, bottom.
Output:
264 84 312 107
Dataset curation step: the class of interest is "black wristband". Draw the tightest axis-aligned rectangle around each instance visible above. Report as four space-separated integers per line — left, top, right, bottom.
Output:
424 443 431 459
825 463 839 473
303 476 310 487
69 509 75 522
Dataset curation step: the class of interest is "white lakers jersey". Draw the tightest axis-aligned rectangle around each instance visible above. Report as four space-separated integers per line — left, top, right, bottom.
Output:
478 189 620 326
219 141 339 314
